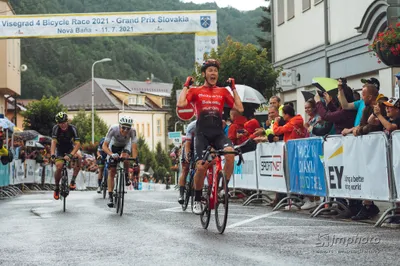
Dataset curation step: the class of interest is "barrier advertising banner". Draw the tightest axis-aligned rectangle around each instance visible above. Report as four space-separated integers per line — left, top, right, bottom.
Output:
233 151 257 190
324 133 390 200
256 142 287 193
287 137 327 197
389 131 400 201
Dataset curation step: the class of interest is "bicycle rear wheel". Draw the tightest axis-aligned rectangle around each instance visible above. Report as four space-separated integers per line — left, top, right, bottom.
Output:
182 182 190 211
63 193 66 212
119 172 125 216
215 171 229 234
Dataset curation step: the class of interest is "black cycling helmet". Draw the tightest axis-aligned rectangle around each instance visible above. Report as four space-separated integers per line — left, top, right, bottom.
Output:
201 58 220 73
55 112 68 123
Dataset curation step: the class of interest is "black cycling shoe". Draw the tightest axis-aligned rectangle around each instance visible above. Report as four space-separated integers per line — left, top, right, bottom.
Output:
125 177 131 186
178 195 184 204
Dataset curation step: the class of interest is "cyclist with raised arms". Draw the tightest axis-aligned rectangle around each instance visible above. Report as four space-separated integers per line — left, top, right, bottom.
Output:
102 115 138 208
178 119 197 204
50 112 81 200
177 59 244 214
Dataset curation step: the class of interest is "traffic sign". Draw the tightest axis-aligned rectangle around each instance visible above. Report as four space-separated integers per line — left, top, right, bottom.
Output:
168 132 181 139
176 103 195 121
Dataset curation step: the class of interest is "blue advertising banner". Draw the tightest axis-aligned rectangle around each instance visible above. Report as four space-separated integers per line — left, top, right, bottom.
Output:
0 163 10 187
287 137 327 197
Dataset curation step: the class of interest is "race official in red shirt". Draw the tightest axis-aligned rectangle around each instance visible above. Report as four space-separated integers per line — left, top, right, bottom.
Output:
177 59 244 214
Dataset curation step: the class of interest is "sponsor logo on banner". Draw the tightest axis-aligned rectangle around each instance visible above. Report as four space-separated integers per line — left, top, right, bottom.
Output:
259 155 283 178
200 16 211 28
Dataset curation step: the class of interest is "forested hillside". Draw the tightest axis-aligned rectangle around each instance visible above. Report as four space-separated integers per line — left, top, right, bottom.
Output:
7 0 269 99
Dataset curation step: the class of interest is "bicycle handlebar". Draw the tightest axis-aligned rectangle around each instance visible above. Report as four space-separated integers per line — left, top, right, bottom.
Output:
201 146 244 166
114 157 138 163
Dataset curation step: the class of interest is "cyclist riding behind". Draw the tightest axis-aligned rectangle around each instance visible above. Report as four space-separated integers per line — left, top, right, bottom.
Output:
177 59 244 214
50 112 81 200
178 119 197 204
102 115 138 208
96 137 107 193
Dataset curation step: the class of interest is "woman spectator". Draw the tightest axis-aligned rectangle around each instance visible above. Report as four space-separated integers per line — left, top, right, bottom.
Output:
304 99 333 137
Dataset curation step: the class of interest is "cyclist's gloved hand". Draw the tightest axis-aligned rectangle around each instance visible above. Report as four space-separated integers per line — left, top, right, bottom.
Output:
111 153 119 159
227 78 236 91
184 76 194 88
51 155 56 163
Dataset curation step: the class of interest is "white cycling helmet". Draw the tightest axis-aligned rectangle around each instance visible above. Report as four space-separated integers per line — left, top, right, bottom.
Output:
119 115 133 127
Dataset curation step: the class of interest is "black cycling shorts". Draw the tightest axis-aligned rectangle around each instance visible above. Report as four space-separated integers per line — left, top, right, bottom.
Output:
56 147 73 158
193 132 233 162
108 146 130 167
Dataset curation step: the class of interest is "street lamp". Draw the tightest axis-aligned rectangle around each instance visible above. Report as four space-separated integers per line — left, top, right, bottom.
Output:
91 58 112 144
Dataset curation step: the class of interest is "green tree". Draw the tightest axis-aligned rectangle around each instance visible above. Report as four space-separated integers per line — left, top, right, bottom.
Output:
168 77 182 132
154 142 171 171
195 37 280 100
21 96 66 135
256 1 272 61
71 109 108 144
153 166 168 182
137 136 158 172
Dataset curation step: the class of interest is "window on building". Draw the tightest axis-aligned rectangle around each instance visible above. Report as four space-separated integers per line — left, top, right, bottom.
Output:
136 123 140 135
141 123 145 136
277 0 285 25
147 123 150 137
137 97 144 105
157 119 162 136
314 0 323 5
302 0 311 11
162 98 170 106
287 0 295 20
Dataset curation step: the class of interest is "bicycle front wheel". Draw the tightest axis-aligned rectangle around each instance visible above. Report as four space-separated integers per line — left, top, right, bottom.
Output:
200 191 211 229
215 171 229 234
115 173 120 214
119 172 125 216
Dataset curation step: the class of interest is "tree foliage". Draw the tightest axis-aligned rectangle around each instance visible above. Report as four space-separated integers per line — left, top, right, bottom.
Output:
21 96 66 135
194 37 280 100
256 2 272 61
71 110 109 144
168 77 181 132
9 0 266 99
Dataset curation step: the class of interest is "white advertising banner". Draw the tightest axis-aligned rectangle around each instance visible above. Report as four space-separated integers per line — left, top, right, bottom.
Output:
256 142 287 193
0 11 217 39
25 159 36 183
324 133 390 201
194 33 218 64
14 159 25 184
233 151 257 190
391 130 400 201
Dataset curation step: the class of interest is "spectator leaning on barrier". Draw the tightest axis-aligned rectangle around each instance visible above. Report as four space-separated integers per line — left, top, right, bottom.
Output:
273 105 307 142
304 99 333 137
0 127 12 165
315 85 357 135
253 106 285 143
243 115 261 139
340 78 380 135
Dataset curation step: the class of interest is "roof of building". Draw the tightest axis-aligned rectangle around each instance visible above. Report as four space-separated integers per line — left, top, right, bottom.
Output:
59 78 172 112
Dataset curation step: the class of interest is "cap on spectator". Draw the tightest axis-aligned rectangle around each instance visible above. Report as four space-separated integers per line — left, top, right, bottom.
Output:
395 72 400 79
383 97 400 108
361 77 380 91
377 94 388 103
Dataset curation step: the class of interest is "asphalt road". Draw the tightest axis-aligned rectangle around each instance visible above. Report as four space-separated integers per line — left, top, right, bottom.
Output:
0 190 399 266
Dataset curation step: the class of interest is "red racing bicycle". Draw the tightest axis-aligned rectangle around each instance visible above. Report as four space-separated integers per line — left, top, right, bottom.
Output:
200 143 244 234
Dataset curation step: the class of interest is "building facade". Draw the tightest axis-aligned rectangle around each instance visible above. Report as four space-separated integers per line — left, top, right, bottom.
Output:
0 0 21 120
60 78 172 151
271 0 400 118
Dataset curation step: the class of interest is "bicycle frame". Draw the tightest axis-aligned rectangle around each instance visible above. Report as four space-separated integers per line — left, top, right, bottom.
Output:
206 157 222 210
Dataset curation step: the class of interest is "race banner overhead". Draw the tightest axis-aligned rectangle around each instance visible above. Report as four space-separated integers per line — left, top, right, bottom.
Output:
0 10 217 39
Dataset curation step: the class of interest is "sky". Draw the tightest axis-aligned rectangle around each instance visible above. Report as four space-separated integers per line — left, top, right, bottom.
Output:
181 0 268 11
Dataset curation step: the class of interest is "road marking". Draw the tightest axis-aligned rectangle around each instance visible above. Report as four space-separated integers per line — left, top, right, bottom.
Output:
226 211 281 228
160 206 183 212
133 199 177 204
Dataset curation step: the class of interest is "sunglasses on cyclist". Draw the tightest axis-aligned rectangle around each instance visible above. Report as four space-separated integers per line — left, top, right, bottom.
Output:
121 126 131 131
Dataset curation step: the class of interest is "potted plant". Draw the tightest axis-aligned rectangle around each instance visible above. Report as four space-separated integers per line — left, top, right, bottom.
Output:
368 22 400 66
